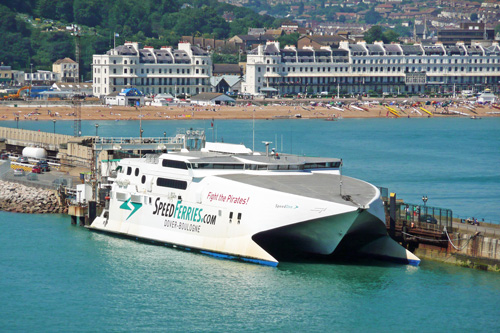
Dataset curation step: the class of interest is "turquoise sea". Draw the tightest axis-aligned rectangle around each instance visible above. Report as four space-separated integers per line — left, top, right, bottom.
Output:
1 118 499 331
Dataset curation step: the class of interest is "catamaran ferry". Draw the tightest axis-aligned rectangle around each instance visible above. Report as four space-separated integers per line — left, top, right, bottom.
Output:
90 140 420 267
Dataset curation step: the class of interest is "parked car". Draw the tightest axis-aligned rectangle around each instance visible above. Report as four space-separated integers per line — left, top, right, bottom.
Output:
419 214 438 224
1 153 10 160
16 156 29 163
31 166 42 174
13 169 25 176
36 160 50 172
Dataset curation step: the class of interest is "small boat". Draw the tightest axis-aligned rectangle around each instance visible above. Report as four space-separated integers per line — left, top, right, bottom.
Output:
470 116 481 119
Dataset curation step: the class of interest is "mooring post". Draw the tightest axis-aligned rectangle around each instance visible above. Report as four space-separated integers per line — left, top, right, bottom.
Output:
389 192 396 238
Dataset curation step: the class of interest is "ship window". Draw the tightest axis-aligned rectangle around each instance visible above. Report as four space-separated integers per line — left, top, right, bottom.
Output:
141 175 146 184
135 168 139 176
127 167 132 175
192 163 243 169
162 159 188 169
156 177 187 190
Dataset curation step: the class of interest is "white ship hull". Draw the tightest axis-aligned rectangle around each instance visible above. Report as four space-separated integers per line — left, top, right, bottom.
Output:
90 158 419 267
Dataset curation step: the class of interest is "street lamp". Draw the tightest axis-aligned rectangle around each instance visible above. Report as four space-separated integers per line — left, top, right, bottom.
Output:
30 63 33 98
15 116 19 129
95 123 99 136
53 119 56 134
422 195 428 207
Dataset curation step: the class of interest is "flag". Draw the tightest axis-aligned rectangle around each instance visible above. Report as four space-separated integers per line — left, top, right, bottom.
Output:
114 33 119 37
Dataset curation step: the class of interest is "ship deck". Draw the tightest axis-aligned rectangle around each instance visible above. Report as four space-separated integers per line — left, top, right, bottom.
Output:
218 173 377 207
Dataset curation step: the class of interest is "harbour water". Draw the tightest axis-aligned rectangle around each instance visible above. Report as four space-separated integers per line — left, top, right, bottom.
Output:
1 117 499 330
1 212 500 331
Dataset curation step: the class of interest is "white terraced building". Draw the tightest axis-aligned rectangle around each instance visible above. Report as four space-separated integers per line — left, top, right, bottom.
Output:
242 41 500 96
92 42 212 97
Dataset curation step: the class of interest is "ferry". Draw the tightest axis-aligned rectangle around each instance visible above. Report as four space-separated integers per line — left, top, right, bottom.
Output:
90 140 420 267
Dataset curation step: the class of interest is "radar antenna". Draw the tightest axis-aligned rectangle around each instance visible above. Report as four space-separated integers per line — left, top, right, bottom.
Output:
262 141 272 157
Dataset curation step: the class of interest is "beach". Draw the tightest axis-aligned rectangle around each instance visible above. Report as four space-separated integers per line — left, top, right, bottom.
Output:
1 98 498 121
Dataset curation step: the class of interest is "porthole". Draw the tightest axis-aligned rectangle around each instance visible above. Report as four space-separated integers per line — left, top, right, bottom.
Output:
135 168 139 176
141 175 146 184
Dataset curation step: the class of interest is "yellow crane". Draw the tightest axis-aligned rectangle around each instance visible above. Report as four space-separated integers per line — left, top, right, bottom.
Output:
2 86 31 100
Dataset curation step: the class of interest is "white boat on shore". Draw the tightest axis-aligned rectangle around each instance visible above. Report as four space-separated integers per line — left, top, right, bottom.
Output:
89 139 420 267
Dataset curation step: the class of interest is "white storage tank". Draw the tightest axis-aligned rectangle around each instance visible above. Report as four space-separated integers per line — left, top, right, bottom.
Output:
22 147 47 159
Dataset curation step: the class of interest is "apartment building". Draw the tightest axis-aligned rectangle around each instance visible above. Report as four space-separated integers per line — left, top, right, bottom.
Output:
92 42 212 97
242 41 500 96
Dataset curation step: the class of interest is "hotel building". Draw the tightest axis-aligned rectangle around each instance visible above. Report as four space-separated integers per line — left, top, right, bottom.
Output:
242 41 500 95
92 42 212 97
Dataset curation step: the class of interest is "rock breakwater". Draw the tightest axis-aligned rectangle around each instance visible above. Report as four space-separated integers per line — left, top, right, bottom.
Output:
0 180 67 214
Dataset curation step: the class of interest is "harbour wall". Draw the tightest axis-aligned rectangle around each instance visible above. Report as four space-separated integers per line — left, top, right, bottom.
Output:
0 179 66 214
415 233 500 272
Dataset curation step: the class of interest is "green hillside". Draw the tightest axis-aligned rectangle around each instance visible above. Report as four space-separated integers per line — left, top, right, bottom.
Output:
0 0 280 80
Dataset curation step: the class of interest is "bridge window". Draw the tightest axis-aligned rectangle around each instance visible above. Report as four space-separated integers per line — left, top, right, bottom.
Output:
162 159 188 169
156 177 187 190
126 167 132 175
135 168 139 176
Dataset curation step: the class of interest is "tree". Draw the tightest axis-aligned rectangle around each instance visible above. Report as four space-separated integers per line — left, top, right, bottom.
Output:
364 25 384 43
73 0 102 27
470 13 478 22
278 32 300 47
382 30 399 43
495 23 500 35
365 10 381 25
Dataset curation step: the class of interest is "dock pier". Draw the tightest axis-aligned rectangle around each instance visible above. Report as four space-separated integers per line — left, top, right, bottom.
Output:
383 191 500 272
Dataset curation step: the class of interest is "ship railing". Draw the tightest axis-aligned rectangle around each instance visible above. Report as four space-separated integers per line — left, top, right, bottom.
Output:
396 202 453 232
143 154 159 164
94 136 185 145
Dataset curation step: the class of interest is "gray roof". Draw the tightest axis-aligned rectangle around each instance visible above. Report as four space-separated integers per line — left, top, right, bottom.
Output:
366 44 384 55
401 45 423 55
139 49 155 63
218 173 376 207
109 44 137 56
191 92 235 102
423 45 444 55
213 64 241 74
155 51 173 63
384 44 402 55
484 45 500 55
444 45 465 56
349 44 367 55
264 43 280 55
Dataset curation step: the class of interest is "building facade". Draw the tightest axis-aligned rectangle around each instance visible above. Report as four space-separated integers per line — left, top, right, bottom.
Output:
25 70 60 86
92 42 212 97
52 58 78 82
242 41 500 96
0 66 12 85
